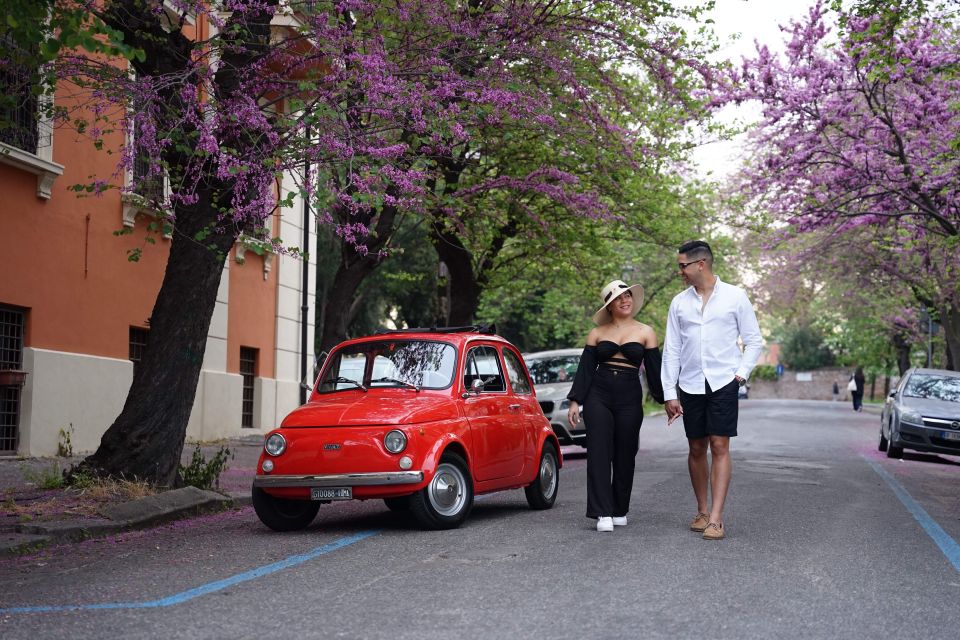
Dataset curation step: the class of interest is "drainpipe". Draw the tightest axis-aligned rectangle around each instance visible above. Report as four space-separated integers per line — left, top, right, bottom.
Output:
299 132 311 406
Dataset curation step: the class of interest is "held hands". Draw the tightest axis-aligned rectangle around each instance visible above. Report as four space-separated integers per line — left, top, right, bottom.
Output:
665 399 683 426
567 400 581 428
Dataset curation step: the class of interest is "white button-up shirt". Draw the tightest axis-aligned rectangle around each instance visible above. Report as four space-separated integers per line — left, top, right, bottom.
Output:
661 276 763 400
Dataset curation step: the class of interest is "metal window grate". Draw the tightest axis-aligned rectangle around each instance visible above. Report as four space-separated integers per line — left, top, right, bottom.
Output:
0 35 39 154
129 327 149 376
240 347 257 428
0 305 25 453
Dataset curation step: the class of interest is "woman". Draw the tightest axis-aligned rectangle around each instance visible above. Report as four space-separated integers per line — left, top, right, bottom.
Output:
852 366 865 412
566 279 664 532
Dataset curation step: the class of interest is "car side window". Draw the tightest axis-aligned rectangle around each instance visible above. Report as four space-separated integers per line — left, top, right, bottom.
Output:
502 348 532 394
464 345 506 392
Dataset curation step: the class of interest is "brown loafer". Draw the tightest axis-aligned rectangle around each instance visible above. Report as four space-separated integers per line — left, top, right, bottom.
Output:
702 522 725 540
689 512 709 532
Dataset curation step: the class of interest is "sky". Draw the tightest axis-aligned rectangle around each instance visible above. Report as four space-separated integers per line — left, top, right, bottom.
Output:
690 0 819 180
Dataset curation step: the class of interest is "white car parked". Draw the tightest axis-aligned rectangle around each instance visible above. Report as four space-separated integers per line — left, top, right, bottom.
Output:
524 348 586 447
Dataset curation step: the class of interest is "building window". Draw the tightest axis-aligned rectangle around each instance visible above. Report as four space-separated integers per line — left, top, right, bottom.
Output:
0 36 39 154
0 305 26 454
240 347 258 428
129 327 149 376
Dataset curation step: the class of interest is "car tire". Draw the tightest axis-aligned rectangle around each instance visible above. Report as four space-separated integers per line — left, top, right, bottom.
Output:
252 486 321 532
886 426 904 459
524 441 559 510
410 452 474 530
383 496 410 511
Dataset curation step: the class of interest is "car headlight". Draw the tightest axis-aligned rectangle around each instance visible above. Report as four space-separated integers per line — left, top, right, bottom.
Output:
560 399 570 410
264 433 287 456
900 408 923 425
384 430 407 454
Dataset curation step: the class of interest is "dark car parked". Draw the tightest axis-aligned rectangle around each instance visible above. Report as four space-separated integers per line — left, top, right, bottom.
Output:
880 367 960 459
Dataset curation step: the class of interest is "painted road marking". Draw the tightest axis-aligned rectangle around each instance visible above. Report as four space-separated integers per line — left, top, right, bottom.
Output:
866 458 960 573
0 530 381 615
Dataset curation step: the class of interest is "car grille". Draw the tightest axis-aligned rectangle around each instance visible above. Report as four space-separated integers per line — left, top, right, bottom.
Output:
922 417 960 430
538 401 555 414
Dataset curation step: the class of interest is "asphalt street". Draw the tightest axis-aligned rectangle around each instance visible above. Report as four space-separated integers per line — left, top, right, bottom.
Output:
1 400 959 640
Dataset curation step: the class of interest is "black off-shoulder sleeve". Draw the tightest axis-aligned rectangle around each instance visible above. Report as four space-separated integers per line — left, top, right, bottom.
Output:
643 347 664 404
567 345 597 404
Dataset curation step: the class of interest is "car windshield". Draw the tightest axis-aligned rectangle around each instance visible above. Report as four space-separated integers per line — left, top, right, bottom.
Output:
317 340 457 393
903 373 960 403
525 355 579 385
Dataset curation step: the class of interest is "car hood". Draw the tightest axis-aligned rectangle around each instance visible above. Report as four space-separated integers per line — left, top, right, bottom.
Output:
281 393 460 427
533 383 573 401
900 396 960 418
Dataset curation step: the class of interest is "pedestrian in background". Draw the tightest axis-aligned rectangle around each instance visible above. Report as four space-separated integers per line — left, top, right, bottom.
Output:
832 380 840 402
661 240 763 540
567 280 664 532
851 366 866 412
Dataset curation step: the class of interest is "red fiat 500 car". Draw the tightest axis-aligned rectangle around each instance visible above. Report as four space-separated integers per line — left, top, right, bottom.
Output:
252 325 562 531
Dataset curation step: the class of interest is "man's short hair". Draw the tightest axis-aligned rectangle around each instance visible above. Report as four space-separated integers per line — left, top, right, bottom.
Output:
678 240 713 265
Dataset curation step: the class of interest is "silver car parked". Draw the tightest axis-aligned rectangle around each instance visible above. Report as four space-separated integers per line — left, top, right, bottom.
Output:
524 349 586 448
880 367 960 459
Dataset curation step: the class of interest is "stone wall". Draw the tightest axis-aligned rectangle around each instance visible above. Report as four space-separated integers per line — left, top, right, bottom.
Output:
746 367 897 402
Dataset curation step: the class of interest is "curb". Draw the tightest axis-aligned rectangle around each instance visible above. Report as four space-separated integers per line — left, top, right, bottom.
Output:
1 486 250 557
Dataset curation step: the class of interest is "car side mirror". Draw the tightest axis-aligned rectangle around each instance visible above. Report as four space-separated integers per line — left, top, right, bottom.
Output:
889 391 896 398
471 378 485 392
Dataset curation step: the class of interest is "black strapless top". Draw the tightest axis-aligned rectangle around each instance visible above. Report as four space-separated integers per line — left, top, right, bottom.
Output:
566 343 664 405
596 340 645 367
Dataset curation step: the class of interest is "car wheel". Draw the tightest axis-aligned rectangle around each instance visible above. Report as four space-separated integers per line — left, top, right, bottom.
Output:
524 441 559 510
410 452 474 530
886 425 904 459
252 486 321 532
383 496 410 511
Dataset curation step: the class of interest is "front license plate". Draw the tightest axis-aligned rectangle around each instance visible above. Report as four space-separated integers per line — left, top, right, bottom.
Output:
311 487 352 500
941 431 960 441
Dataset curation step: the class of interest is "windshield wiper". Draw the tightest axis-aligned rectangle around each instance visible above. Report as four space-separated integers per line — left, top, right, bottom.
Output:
330 376 367 392
371 377 420 392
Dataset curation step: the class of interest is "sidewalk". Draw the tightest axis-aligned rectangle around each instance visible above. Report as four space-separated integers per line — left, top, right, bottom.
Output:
0 436 264 556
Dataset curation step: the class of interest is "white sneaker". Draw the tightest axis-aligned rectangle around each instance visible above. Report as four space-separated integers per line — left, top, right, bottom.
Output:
612 516 627 527
597 517 614 532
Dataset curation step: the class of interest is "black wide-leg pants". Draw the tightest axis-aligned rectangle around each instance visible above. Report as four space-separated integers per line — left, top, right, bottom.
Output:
582 366 644 518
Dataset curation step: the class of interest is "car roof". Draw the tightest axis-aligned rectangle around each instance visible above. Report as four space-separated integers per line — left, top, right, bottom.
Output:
906 367 960 378
338 327 513 349
523 348 582 359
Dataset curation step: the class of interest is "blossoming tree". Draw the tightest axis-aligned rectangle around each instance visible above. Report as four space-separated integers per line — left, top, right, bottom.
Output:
721 2 960 369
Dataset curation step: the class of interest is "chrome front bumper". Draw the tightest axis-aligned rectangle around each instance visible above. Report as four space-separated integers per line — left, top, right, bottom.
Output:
253 471 424 488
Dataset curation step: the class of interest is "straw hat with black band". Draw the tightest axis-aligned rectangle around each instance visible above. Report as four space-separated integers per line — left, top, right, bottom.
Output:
592 280 644 325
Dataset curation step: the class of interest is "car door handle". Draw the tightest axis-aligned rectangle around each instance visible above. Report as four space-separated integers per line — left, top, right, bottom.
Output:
508 404 521 411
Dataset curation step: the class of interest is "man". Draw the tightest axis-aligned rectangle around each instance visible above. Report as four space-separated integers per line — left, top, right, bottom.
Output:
661 240 763 540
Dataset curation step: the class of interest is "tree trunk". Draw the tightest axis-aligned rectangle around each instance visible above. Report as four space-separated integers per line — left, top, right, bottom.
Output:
940 303 960 372
75 1 279 485
318 252 384 353
431 228 480 326
893 332 912 375
81 200 239 486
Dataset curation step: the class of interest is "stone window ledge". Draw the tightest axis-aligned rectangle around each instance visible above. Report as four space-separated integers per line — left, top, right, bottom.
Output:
0 142 65 199
121 193 173 239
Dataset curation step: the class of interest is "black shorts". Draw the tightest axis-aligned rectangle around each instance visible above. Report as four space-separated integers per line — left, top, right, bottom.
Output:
678 378 739 439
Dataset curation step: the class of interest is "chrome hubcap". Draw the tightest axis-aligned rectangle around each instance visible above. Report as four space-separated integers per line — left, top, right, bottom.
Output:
539 453 557 498
429 462 466 516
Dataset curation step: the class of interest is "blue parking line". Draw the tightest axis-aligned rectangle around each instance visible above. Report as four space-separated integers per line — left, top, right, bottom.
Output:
866 458 960 573
0 530 381 615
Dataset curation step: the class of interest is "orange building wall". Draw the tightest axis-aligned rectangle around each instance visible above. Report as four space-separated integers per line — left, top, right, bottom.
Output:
0 118 168 360
227 240 279 378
